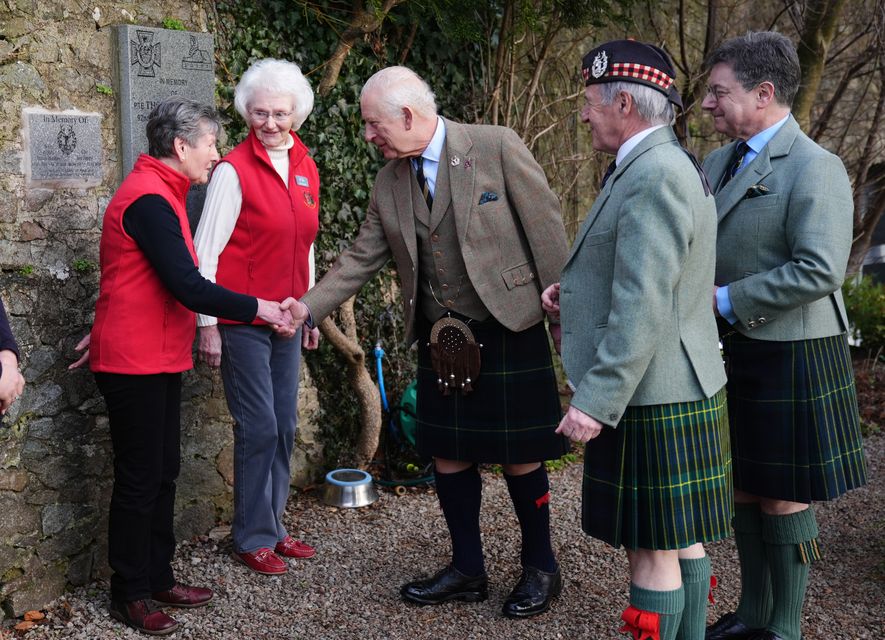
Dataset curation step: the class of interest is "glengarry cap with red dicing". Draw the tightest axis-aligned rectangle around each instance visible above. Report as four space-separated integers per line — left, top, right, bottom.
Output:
581 39 683 108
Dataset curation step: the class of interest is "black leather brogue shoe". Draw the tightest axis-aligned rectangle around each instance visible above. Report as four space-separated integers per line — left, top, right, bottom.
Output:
706 612 764 640
400 564 488 605
502 565 562 618
746 632 803 640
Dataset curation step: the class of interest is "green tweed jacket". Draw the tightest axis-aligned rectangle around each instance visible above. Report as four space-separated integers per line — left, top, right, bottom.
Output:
302 118 569 344
703 115 853 340
559 127 727 427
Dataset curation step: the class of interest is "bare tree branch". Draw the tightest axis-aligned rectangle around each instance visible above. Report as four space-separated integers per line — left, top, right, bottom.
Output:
316 0 407 97
794 0 849 129
319 299 382 469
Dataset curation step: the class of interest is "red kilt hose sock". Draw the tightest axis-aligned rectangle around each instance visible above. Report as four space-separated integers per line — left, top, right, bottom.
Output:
623 584 685 640
733 502 772 627
434 465 485 577
504 465 557 573
761 508 820 640
676 555 711 640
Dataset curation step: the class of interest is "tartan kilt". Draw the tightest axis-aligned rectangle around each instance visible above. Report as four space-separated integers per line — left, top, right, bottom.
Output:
415 316 568 464
722 332 867 503
581 388 733 550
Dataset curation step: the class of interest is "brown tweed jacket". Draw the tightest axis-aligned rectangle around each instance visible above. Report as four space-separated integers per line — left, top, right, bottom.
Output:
302 118 568 344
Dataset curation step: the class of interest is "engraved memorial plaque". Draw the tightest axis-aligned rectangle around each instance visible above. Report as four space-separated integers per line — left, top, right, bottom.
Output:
23 109 104 187
115 25 215 177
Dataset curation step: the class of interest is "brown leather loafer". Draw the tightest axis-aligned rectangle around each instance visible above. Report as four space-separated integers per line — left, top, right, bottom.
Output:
109 599 179 636
152 583 214 608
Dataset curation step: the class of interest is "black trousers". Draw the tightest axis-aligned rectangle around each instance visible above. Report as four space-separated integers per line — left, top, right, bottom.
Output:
95 372 181 602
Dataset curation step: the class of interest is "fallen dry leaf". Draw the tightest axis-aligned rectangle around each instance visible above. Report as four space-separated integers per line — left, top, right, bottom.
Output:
23 611 44 621
13 620 35 631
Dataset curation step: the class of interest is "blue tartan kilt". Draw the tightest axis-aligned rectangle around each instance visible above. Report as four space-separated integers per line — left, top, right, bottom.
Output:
721 332 867 503
581 388 733 550
415 316 568 464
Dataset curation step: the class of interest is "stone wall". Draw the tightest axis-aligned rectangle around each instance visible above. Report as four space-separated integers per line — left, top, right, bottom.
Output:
0 1 323 617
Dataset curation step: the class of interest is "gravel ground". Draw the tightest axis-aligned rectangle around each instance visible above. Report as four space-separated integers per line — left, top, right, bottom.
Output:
8 432 882 640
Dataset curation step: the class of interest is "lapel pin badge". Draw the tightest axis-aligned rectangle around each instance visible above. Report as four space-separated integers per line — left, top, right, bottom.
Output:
464 157 472 169
451 156 460 167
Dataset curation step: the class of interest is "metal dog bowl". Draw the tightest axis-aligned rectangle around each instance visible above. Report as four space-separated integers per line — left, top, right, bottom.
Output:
322 468 379 508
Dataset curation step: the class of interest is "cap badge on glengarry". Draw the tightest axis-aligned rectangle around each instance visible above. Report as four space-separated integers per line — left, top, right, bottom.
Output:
591 50 608 78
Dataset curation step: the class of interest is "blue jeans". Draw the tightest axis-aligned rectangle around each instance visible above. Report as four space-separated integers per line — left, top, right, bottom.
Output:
219 325 301 553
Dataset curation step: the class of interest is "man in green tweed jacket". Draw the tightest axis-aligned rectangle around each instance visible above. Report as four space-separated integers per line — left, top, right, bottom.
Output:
543 40 729 640
292 66 570 618
702 32 867 640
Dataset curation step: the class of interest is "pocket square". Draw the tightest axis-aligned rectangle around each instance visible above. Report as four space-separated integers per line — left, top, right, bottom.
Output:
745 184 771 199
478 191 499 205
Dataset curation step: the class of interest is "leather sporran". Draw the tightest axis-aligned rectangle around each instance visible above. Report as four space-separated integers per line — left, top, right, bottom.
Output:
429 316 481 395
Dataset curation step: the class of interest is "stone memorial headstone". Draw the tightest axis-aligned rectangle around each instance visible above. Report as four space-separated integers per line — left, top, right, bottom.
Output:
115 25 215 219
115 25 215 175
22 109 103 188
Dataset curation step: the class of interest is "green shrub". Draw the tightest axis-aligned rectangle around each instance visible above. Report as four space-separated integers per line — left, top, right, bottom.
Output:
843 275 885 351
162 17 186 30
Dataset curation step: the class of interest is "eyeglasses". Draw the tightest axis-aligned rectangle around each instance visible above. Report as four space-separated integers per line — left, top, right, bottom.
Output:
250 110 294 124
704 85 732 101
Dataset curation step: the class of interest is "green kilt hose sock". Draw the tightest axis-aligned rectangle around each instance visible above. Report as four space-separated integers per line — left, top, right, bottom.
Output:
623 583 685 640
504 466 557 573
434 465 485 577
733 502 772 627
761 508 820 640
676 555 711 640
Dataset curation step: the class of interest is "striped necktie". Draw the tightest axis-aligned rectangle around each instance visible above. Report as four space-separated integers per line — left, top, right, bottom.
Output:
415 158 433 209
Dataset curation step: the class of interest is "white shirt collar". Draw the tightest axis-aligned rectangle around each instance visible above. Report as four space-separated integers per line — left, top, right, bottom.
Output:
421 116 446 165
616 124 666 166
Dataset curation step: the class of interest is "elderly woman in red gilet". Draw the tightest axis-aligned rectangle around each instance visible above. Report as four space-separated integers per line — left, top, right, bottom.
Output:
73 98 297 636
193 59 320 576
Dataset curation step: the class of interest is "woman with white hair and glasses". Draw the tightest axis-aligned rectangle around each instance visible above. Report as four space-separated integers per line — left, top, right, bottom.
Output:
194 59 320 576
72 97 298 636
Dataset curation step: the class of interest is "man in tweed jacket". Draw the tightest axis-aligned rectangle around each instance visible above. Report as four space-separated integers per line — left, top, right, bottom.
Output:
543 40 730 640
293 66 570 618
702 32 866 640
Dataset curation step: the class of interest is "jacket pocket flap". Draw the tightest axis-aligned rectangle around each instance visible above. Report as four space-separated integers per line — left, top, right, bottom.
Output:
501 261 537 290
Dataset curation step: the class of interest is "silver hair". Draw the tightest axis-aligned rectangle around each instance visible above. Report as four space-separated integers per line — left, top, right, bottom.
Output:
599 81 673 125
146 97 220 159
234 59 314 130
360 66 438 118
706 31 800 107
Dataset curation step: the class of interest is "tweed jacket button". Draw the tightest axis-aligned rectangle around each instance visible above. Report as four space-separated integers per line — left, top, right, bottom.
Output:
609 413 618 422
747 320 757 328
758 317 767 324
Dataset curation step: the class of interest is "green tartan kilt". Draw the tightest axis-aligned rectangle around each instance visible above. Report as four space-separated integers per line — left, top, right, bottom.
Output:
722 332 867 503
415 316 568 464
581 388 733 550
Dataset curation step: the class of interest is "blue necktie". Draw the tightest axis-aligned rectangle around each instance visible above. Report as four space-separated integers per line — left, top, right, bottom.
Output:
725 141 749 183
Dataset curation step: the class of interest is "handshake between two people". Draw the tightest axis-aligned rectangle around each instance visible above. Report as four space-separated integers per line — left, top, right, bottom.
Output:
257 297 310 338
69 298 319 371
197 297 318 368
